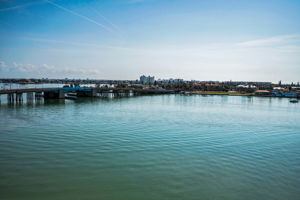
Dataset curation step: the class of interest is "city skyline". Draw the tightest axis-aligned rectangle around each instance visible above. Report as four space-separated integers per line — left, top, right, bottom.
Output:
1 0 300 82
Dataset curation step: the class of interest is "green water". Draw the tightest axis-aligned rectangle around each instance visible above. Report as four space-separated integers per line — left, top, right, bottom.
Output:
0 95 299 200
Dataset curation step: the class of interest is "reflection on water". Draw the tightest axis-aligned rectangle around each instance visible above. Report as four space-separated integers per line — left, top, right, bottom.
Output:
0 95 299 200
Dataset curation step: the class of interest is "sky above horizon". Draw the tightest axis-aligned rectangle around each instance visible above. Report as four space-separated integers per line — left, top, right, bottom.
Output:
0 0 300 83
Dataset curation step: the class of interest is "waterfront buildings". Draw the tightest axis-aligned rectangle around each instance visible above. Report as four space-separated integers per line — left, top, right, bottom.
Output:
157 78 184 84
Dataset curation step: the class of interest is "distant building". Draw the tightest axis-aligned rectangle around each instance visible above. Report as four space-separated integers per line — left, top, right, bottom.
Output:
168 78 184 83
157 78 185 83
255 90 271 96
237 85 257 89
224 81 272 87
140 75 155 85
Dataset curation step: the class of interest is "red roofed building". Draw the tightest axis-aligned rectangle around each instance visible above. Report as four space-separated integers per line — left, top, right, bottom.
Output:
255 90 271 95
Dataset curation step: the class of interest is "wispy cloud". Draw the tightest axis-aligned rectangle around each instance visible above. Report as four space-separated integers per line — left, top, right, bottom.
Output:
22 37 112 48
0 0 120 35
0 61 8 71
126 0 146 4
1 61 102 78
237 34 300 47
12 62 37 72
44 0 116 34
20 36 132 53
91 8 121 33
0 1 42 12
41 63 102 77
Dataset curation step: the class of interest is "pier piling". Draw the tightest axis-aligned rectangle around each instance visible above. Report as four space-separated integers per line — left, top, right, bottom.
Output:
7 93 14 103
35 92 42 100
27 92 34 103
16 93 23 102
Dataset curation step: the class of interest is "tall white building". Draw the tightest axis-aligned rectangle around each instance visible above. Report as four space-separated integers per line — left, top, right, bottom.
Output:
140 75 155 85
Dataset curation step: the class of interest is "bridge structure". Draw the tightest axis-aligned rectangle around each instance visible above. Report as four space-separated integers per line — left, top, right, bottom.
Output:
0 87 174 103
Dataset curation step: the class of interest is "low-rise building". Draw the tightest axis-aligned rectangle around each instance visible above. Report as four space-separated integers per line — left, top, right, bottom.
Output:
255 90 271 96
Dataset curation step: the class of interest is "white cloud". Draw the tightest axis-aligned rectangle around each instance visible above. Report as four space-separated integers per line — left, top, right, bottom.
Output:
0 1 42 12
0 61 8 71
45 0 116 34
22 37 116 49
0 62 102 78
41 64 102 77
237 34 300 47
12 62 37 72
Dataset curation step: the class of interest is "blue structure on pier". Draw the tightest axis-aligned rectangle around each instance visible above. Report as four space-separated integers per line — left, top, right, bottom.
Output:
272 90 298 97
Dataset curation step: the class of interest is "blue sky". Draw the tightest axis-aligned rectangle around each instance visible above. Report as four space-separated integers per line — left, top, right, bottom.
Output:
0 0 300 82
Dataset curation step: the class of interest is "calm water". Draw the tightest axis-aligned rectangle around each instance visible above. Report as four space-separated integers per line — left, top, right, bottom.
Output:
0 95 299 200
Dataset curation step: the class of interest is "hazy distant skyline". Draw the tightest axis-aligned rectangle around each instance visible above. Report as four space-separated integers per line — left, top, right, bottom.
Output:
0 0 300 83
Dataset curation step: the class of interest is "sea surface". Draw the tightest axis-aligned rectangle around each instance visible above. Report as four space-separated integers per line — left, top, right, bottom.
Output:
0 95 299 200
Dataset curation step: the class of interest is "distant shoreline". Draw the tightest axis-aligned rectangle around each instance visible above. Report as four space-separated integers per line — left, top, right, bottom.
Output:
186 91 299 98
